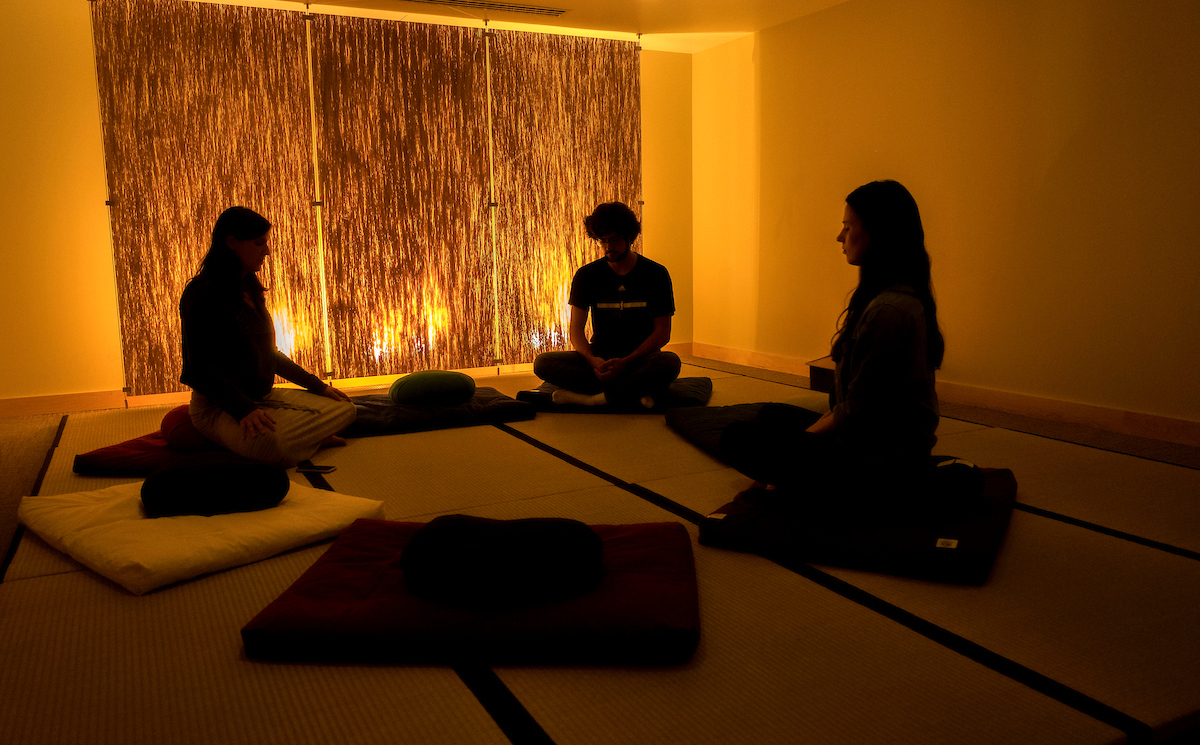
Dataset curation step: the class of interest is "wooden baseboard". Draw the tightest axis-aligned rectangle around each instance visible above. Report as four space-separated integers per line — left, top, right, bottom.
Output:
125 391 192 408
935 381 1200 449
0 390 126 418
688 343 1200 449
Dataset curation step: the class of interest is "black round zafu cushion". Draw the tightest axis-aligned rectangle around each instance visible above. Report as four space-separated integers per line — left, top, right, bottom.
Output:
388 370 476 407
400 515 604 610
141 453 290 518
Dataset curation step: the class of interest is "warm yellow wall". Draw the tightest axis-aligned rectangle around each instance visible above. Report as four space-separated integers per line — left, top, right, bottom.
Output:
708 0 1200 423
0 0 124 400
640 50 693 343
691 35 760 353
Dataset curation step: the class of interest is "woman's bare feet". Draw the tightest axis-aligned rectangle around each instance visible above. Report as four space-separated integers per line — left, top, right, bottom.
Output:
317 434 347 449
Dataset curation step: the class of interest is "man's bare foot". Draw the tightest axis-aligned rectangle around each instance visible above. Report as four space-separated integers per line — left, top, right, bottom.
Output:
639 395 655 409
551 389 607 406
317 434 347 449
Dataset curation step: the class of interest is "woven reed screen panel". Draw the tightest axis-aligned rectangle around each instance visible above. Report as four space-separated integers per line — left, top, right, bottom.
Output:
489 32 642 365
92 0 323 396
311 16 493 378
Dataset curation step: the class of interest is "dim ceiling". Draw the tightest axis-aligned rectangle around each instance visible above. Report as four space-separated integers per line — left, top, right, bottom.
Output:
310 0 847 35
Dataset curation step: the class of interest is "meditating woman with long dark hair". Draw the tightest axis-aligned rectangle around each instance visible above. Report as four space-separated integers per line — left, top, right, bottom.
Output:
719 179 943 499
180 206 355 467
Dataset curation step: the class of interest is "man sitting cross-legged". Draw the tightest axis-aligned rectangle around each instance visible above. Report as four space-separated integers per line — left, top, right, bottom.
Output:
532 201 681 408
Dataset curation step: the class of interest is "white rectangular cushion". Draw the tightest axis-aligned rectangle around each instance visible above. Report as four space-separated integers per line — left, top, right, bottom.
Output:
17 481 384 595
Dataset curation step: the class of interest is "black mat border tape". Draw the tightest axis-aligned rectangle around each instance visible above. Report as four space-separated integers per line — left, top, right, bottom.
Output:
492 422 1154 744
296 460 335 492
1014 502 1200 562
492 423 703 523
455 665 557 745
1 414 68 584
295 458 558 745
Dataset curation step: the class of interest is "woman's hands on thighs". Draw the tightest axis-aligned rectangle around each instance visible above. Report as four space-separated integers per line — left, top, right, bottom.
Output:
322 384 352 402
240 408 277 439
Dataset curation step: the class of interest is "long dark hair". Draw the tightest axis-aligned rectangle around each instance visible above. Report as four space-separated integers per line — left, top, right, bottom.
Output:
195 206 271 294
831 180 944 369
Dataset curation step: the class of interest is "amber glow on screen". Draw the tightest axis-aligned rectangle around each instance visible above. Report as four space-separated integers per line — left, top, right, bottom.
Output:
92 0 639 395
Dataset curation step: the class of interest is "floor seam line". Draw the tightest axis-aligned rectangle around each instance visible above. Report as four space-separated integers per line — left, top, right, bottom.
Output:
1013 503 1200 562
299 458 556 745
1 414 67 584
491 420 1152 744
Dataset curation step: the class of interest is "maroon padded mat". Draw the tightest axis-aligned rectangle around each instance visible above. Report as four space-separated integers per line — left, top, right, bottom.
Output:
242 519 700 665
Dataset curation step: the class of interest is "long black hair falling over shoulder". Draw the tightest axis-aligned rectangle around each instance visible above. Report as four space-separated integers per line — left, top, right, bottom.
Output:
832 180 945 370
195 206 272 295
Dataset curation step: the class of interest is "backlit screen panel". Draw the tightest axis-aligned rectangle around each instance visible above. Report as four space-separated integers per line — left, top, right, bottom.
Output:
311 16 493 377
93 0 322 396
489 31 641 364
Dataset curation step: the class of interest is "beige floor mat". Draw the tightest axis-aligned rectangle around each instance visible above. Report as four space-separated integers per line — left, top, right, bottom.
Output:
4 529 86 582
635 465 1200 738
9 408 172 582
0 542 507 745
464 490 1122 745
936 418 992 437
641 467 755 517
821 510 1200 739
38 406 172 496
679 362 738 379
508 412 727 484
707 375 814 407
936 426 1200 553
312 425 608 520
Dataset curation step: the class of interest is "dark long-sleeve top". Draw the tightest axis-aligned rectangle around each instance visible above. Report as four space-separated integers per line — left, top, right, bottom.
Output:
832 285 939 464
179 274 323 422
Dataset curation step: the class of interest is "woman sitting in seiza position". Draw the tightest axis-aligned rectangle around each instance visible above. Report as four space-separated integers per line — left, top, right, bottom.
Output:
180 206 356 468
721 180 944 499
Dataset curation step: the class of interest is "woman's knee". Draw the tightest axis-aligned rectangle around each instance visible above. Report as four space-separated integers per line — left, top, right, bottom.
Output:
330 398 357 431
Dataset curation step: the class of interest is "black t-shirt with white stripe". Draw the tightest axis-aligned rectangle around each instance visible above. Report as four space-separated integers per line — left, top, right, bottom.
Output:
568 254 675 359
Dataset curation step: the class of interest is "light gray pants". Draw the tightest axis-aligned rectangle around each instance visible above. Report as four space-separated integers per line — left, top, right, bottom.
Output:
189 388 357 468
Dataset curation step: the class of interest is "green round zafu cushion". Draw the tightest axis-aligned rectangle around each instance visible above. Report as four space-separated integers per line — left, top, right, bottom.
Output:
389 370 476 407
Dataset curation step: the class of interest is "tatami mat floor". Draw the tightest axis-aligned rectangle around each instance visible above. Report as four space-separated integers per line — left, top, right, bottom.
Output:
2 360 1199 744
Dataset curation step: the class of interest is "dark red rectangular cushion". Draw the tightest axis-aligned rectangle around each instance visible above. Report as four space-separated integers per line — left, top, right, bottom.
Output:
72 431 189 477
72 405 222 477
242 519 700 665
